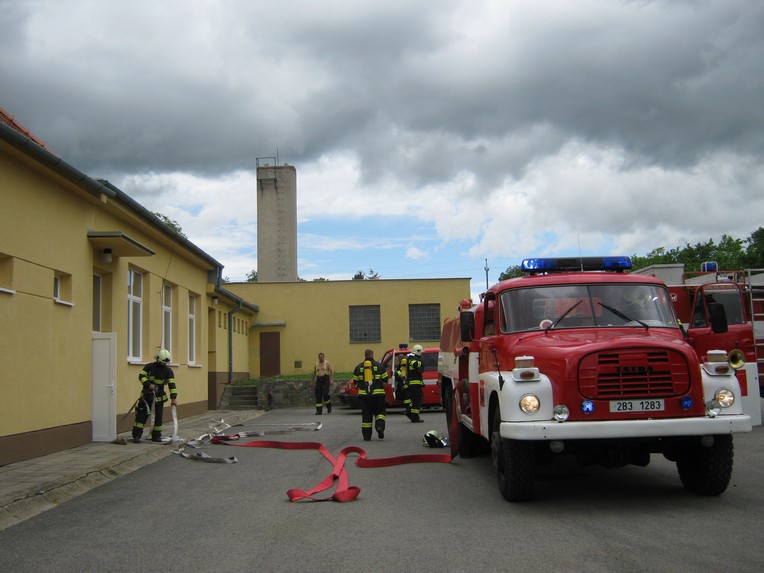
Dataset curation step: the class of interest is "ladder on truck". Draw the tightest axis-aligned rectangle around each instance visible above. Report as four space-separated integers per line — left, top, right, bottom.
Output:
745 268 764 396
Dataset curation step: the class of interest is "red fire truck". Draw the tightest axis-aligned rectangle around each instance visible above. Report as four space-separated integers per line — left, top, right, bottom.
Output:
439 256 752 502
634 262 763 402
338 345 441 409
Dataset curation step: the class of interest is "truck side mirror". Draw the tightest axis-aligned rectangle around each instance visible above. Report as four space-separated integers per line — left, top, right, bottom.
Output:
708 302 728 334
460 311 474 342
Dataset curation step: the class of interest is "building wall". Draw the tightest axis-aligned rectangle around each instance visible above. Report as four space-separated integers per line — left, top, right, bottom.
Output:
206 299 256 408
2 149 99 436
0 132 254 464
226 278 471 376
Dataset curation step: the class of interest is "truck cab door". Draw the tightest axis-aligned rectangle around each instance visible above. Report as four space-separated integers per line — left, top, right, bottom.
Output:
686 283 755 393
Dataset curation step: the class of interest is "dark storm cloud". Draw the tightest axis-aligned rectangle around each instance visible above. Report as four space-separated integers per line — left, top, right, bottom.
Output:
3 0 763 183
2 0 763 271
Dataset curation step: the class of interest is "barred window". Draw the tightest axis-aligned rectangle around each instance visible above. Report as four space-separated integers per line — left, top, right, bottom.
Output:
349 305 381 343
409 303 441 341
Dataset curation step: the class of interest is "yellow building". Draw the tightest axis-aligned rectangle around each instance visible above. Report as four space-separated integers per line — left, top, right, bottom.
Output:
226 278 471 376
0 107 471 466
0 109 256 465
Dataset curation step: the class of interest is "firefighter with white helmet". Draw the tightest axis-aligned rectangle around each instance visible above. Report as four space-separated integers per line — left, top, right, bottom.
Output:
406 345 425 423
132 349 177 443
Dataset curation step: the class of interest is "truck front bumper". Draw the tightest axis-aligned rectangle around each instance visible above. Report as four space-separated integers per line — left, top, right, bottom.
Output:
500 414 752 441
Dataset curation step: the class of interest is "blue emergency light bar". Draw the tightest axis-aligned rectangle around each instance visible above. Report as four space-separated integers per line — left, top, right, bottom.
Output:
701 261 718 272
520 256 633 273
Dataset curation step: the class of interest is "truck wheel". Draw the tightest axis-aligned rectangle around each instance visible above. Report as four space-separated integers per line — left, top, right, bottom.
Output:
676 435 734 496
492 432 535 501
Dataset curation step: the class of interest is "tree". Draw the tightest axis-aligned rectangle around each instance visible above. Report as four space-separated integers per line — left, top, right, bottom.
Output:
246 270 258 283
498 265 523 281
153 212 187 238
742 227 764 268
631 234 752 272
312 277 329 281
352 269 381 280
714 234 745 270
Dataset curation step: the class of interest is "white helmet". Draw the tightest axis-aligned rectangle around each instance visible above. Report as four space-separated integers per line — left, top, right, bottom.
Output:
412 344 424 356
422 430 449 448
156 349 172 363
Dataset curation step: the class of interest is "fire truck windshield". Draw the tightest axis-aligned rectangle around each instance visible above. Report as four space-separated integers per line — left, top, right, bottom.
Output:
500 283 677 332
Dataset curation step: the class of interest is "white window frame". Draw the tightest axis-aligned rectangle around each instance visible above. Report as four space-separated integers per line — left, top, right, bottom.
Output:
162 284 173 355
128 269 143 360
188 293 197 364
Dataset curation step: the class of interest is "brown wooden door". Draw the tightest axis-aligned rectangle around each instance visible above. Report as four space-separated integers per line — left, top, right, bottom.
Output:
260 332 281 376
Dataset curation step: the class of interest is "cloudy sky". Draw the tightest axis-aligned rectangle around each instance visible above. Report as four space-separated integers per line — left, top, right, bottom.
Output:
3 0 763 298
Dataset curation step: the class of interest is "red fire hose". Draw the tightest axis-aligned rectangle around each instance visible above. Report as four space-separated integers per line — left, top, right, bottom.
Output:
211 434 454 502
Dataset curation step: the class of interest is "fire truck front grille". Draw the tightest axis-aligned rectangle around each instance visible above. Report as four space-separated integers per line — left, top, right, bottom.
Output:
578 349 690 399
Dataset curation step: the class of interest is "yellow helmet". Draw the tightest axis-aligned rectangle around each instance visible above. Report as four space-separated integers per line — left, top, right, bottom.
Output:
412 344 424 356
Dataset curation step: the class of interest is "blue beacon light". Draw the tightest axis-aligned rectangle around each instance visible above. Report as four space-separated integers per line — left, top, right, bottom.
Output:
581 400 595 414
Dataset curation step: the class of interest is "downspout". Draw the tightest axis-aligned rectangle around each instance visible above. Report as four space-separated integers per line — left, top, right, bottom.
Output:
228 301 243 383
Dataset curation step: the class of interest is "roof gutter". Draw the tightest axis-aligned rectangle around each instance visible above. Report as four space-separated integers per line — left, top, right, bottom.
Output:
0 121 117 200
1 121 223 271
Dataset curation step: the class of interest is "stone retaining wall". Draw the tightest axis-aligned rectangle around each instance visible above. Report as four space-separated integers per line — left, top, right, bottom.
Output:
221 378 350 410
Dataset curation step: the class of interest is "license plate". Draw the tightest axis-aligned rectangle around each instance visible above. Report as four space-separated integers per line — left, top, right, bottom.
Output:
609 399 665 413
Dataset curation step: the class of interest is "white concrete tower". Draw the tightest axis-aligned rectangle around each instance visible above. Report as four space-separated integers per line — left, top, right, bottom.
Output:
256 161 298 282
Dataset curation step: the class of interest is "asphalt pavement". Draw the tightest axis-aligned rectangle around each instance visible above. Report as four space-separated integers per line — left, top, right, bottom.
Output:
0 408 263 530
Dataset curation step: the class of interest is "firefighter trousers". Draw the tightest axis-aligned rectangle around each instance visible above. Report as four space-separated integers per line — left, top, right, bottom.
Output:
314 375 332 414
132 395 165 442
360 394 386 441
408 384 424 422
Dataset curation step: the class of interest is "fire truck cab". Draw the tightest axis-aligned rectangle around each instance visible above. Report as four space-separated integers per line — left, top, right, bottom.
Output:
439 256 752 502
634 262 763 404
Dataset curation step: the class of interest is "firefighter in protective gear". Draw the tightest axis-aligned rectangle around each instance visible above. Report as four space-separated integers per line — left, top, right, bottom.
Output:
132 349 177 443
406 345 425 423
396 354 412 418
352 349 389 441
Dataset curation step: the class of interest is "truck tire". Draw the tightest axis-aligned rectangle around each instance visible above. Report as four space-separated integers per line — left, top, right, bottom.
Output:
492 432 535 501
676 434 734 496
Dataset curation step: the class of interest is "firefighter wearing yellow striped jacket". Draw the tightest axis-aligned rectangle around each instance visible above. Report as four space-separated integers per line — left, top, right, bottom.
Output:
352 349 389 441
132 349 177 443
406 345 425 423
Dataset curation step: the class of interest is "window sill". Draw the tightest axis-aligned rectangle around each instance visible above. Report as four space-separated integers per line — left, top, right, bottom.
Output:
0 287 16 295
188 364 202 368
54 298 74 307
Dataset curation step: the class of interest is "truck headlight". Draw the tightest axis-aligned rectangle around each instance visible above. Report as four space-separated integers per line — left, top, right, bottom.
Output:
519 394 540 415
714 387 735 408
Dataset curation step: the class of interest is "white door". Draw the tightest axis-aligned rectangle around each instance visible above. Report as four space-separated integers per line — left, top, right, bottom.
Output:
92 332 117 441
